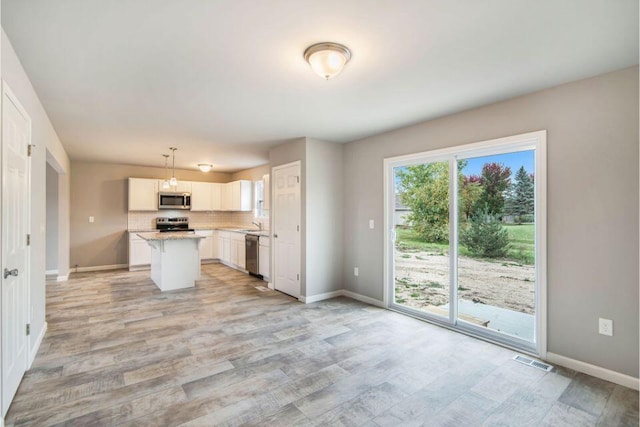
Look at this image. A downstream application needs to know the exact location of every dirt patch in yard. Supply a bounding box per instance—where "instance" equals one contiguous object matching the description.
[394,249,535,315]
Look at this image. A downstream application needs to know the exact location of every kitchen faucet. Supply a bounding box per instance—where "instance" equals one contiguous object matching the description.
[252,221,262,231]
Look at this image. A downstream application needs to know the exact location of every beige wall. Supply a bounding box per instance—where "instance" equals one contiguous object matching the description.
[70,161,232,268]
[231,164,270,182]
[46,163,58,271]
[2,30,71,353]
[342,67,639,377]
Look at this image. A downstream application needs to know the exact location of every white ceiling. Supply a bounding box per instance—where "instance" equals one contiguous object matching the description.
[2,1,638,172]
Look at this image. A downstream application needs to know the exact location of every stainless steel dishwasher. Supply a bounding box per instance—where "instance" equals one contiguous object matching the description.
[245,234,260,276]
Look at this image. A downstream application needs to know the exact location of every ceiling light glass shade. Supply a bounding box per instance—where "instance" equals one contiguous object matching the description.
[162,180,170,189]
[169,176,178,186]
[304,42,351,80]
[198,164,213,173]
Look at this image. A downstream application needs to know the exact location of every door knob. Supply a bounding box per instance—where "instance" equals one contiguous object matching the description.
[4,268,18,279]
[274,234,278,238]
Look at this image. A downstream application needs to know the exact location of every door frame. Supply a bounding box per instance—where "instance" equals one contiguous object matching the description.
[383,130,547,358]
[270,160,301,299]
[1,80,33,415]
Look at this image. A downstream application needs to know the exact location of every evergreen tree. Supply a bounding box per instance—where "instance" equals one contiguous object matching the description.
[510,166,534,223]
[459,207,510,258]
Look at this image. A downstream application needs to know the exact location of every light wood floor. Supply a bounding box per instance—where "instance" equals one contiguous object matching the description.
[5,263,638,426]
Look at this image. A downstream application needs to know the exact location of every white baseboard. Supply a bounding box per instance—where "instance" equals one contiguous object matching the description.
[267,282,274,290]
[56,274,69,282]
[28,322,47,369]
[76,264,128,273]
[545,352,639,391]
[299,290,343,304]
[297,289,385,307]
[45,269,58,275]
[341,290,385,307]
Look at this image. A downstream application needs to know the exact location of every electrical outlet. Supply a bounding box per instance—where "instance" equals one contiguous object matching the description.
[369,219,374,229]
[354,267,359,277]
[89,216,95,223]
[599,318,613,336]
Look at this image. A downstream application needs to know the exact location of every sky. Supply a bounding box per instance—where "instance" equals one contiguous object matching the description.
[460,150,534,177]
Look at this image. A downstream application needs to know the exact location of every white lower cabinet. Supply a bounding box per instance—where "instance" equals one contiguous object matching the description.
[259,236,270,280]
[217,231,246,269]
[129,232,154,269]
[195,230,217,261]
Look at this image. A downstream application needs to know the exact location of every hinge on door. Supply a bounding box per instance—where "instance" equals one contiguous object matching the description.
[27,144,35,157]
[296,176,300,183]
[297,225,299,232]
[297,274,300,281]
[27,234,31,246]
[26,324,30,336]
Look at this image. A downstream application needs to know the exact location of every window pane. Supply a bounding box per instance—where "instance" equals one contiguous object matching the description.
[456,150,535,342]
[393,162,450,320]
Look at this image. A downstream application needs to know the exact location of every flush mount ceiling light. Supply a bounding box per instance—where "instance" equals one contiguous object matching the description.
[304,42,351,80]
[198,164,213,173]
[169,147,178,187]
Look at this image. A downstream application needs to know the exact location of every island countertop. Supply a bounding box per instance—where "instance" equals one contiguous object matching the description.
[136,232,206,241]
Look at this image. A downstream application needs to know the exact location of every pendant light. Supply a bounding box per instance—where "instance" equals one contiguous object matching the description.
[304,42,351,80]
[161,154,170,189]
[169,147,178,187]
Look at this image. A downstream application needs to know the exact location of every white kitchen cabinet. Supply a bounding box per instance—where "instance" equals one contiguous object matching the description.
[211,183,223,211]
[191,182,214,211]
[227,180,252,211]
[231,233,246,269]
[195,230,217,260]
[128,178,158,211]
[129,232,154,269]
[221,183,232,211]
[259,236,270,280]
[216,231,246,269]
[262,174,270,210]
[173,181,192,193]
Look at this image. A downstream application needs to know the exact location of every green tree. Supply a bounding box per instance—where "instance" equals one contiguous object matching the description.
[474,162,511,216]
[459,174,482,221]
[459,207,510,258]
[509,166,534,223]
[397,162,449,242]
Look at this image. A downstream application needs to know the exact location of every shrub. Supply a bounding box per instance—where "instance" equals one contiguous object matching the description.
[460,209,510,258]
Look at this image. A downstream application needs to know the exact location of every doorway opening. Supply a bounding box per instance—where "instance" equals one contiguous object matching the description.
[384,131,546,356]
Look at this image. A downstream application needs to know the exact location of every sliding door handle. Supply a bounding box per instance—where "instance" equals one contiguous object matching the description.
[4,268,18,279]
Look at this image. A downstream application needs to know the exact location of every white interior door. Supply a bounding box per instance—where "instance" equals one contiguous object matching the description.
[273,162,301,298]
[2,83,31,415]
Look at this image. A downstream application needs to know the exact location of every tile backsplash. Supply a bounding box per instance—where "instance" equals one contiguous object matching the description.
[128,210,267,231]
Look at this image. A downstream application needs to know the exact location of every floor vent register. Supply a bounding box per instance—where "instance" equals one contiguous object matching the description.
[512,355,554,372]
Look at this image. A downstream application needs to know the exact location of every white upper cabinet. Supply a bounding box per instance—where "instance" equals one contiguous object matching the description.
[191,182,214,211]
[212,183,223,211]
[221,183,232,211]
[229,180,252,211]
[128,178,158,211]
[172,181,192,193]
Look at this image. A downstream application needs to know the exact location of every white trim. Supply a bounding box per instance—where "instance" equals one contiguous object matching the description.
[546,352,639,391]
[341,290,385,308]
[75,264,128,273]
[45,269,58,275]
[271,160,302,299]
[267,282,274,290]
[299,290,343,304]
[296,289,385,307]
[28,322,46,369]
[56,275,69,282]
[383,130,547,356]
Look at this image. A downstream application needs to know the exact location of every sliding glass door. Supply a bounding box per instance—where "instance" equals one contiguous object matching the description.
[386,131,546,355]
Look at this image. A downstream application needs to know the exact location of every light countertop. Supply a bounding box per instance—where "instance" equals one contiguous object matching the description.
[129,227,270,237]
[136,232,206,241]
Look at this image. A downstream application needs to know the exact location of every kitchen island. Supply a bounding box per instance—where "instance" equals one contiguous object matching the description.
[137,232,205,291]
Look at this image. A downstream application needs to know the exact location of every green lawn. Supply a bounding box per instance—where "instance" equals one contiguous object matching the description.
[396,223,535,265]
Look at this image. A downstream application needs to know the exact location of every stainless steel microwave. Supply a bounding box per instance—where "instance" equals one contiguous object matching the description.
[158,192,191,210]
